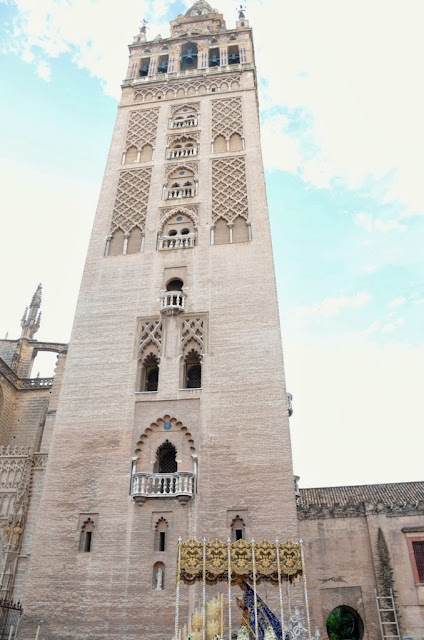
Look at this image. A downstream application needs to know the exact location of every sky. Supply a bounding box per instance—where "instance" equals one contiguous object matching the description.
[0,0,423,488]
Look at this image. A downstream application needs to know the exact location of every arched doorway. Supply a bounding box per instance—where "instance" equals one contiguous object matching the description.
[326,606,363,640]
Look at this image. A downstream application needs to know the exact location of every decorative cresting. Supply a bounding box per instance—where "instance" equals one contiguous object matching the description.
[178,539,303,585]
[110,168,152,234]
[212,97,243,141]
[125,108,159,152]
[133,75,241,102]
[212,157,248,223]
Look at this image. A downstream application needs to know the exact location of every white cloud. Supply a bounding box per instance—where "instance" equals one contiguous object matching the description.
[289,292,370,324]
[285,334,424,486]
[36,60,51,81]
[4,0,424,212]
[388,297,406,308]
[354,212,407,233]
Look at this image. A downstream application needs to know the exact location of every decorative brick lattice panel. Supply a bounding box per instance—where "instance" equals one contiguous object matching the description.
[111,168,152,233]
[212,157,248,223]
[133,75,241,102]
[212,97,243,140]
[181,318,205,354]
[139,319,163,358]
[126,108,159,151]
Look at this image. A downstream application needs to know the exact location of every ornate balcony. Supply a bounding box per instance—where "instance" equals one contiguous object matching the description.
[160,290,186,316]
[132,471,195,505]
[159,233,195,250]
[166,186,194,199]
[167,147,197,159]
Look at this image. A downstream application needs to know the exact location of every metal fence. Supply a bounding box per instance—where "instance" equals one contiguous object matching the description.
[0,599,22,639]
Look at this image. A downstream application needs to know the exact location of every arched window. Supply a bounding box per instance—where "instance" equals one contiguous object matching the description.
[125,146,138,163]
[167,278,184,292]
[184,349,202,389]
[170,106,198,129]
[229,133,243,152]
[231,516,246,541]
[152,562,165,590]
[180,42,198,70]
[79,518,95,552]
[160,213,196,250]
[326,606,363,640]
[139,144,153,162]
[168,136,198,158]
[166,168,196,199]
[155,518,168,552]
[155,441,177,473]
[140,353,159,392]
[213,218,230,245]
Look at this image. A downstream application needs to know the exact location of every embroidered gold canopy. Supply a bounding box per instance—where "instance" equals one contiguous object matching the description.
[178,539,303,585]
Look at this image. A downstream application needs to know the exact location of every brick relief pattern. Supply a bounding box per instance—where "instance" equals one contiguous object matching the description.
[139,319,163,358]
[110,168,152,233]
[181,318,205,355]
[212,157,248,223]
[126,108,159,150]
[133,75,241,102]
[211,97,243,140]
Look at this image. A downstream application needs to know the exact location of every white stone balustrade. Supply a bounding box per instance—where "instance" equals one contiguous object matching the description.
[160,233,195,250]
[170,118,197,129]
[168,148,197,158]
[132,471,195,505]
[166,187,194,199]
[160,290,186,315]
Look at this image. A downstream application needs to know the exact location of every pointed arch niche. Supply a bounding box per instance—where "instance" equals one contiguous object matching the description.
[158,206,198,251]
[131,415,197,505]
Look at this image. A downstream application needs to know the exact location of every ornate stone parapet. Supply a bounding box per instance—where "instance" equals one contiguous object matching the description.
[132,471,195,505]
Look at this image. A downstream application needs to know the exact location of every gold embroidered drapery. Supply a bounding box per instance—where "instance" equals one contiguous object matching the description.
[178,539,302,585]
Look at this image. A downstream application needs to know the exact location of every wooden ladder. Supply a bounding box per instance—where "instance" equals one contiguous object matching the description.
[375,589,401,640]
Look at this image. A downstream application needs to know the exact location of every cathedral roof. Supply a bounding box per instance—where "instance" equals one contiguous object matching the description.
[185,1,217,17]
[299,480,424,507]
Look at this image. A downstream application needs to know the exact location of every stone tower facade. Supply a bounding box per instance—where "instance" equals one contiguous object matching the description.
[18,2,298,639]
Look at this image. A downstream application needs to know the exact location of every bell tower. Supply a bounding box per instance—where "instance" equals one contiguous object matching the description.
[18,3,299,638]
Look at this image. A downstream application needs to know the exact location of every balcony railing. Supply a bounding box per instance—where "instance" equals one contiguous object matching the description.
[170,118,198,129]
[160,290,186,315]
[166,187,194,199]
[132,471,195,505]
[159,233,195,250]
[167,148,197,159]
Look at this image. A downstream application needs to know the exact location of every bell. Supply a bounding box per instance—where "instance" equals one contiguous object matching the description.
[139,64,149,76]
[158,61,168,73]
[209,54,219,66]
[182,49,198,66]
[228,53,240,64]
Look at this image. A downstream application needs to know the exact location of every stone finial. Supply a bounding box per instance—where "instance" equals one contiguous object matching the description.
[20,284,42,340]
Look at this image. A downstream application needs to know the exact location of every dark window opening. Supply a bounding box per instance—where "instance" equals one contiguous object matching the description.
[167,278,184,291]
[228,45,240,65]
[84,531,92,552]
[181,43,198,70]
[413,541,424,582]
[186,363,201,388]
[155,440,177,473]
[158,55,169,73]
[235,529,243,541]
[141,353,160,392]
[79,518,95,552]
[209,47,220,67]
[139,57,150,76]
[159,531,166,551]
